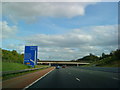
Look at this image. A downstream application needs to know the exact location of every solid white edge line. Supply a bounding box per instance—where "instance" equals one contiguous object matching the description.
[22,67,55,89]
[76,78,80,81]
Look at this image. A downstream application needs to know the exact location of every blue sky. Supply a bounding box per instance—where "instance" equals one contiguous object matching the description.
[1,2,118,60]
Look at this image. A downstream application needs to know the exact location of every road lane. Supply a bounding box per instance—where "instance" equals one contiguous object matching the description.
[67,67,119,88]
[2,67,55,88]
[27,66,119,88]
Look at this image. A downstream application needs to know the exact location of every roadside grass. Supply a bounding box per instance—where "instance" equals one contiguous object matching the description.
[2,62,49,71]
[2,62,49,80]
[0,61,2,72]
[2,62,31,71]
[81,60,120,67]
[34,65,49,68]
[98,60,120,67]
[2,67,49,81]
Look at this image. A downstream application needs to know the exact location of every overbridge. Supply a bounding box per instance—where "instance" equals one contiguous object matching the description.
[37,61,90,66]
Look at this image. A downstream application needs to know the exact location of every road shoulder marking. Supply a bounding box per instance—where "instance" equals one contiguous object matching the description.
[23,67,55,89]
[76,77,80,81]
[112,77,119,80]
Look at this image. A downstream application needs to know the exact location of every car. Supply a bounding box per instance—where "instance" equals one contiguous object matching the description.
[62,65,66,68]
[56,66,60,69]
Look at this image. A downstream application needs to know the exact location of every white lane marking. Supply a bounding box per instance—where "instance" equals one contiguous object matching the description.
[23,67,55,89]
[113,77,119,80]
[76,78,80,81]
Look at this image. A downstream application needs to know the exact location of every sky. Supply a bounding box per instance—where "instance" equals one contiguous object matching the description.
[1,0,119,61]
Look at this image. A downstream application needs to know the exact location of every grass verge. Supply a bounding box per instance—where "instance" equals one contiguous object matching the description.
[2,62,49,81]
[2,62,49,71]
[2,67,49,81]
[3,62,32,71]
[81,60,120,67]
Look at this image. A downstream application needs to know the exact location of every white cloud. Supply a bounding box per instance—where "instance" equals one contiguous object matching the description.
[21,24,118,60]
[6,44,25,54]
[3,24,117,60]
[2,1,118,61]
[1,21,18,39]
[24,25,118,47]
[2,2,96,23]
[2,0,119,2]
[24,33,93,48]
[89,25,118,46]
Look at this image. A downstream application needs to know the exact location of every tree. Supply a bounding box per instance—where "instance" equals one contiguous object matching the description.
[2,49,24,63]
[114,49,120,60]
[102,53,105,57]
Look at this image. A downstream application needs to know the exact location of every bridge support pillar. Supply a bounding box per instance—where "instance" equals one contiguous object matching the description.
[77,64,79,67]
[49,63,51,66]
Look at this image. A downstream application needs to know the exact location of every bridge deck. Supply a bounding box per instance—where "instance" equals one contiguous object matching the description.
[37,61,90,65]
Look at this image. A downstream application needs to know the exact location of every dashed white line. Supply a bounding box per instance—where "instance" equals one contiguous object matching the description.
[76,78,80,81]
[113,77,119,80]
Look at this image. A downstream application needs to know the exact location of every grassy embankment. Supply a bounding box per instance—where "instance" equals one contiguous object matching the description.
[2,62,49,80]
[1,48,50,80]
[0,61,1,72]
[2,62,49,71]
[77,49,120,67]
[82,60,120,67]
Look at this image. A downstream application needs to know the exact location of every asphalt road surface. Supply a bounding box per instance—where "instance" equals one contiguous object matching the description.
[27,66,120,88]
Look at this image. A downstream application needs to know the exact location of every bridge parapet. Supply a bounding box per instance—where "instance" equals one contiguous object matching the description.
[37,61,90,65]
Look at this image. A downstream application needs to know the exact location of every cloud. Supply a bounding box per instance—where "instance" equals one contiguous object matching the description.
[24,25,118,47]
[6,43,25,54]
[82,25,118,46]
[2,2,96,23]
[1,21,18,39]
[23,33,93,48]
[3,24,117,60]
[21,24,118,60]
[2,0,119,2]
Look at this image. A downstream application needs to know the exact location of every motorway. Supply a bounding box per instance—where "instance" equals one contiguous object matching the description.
[27,66,120,88]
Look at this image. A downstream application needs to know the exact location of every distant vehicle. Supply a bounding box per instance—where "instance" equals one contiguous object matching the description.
[62,65,66,68]
[56,66,60,69]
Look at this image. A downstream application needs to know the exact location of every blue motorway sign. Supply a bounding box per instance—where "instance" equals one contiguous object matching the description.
[24,46,38,67]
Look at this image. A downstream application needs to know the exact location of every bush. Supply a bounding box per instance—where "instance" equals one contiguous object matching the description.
[2,49,24,64]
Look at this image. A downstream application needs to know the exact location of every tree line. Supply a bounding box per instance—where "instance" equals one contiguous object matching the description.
[75,49,120,66]
[2,48,24,63]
